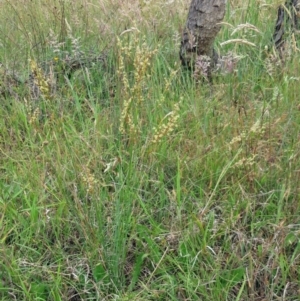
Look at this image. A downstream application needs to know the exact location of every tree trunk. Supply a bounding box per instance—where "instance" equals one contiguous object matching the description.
[180,0,226,70]
[273,0,300,51]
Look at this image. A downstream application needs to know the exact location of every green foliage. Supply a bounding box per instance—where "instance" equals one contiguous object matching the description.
[1,0,300,300]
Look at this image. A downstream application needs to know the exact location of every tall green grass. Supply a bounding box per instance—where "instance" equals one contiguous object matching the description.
[1,0,300,300]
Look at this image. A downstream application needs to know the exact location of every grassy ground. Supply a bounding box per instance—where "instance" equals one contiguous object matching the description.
[1,0,300,300]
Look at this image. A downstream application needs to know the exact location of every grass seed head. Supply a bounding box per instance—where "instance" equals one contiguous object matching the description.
[117,34,157,141]
[81,167,98,195]
[29,107,40,125]
[29,59,51,100]
[150,102,180,146]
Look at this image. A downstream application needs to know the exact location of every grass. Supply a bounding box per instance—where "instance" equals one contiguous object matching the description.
[1,0,300,300]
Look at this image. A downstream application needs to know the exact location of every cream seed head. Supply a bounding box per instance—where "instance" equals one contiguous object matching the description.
[30,59,51,100]
[150,103,180,146]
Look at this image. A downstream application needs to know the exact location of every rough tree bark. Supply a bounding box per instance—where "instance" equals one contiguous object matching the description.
[180,0,226,70]
[273,0,300,50]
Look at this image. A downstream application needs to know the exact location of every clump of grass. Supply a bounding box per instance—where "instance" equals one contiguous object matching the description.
[1,1,300,301]
[117,32,157,142]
